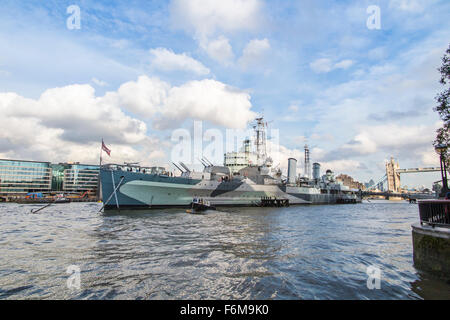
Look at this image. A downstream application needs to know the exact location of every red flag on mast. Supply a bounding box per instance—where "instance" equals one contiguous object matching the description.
[102,140,111,156]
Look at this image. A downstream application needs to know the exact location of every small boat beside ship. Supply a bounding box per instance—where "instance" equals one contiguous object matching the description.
[186,198,216,214]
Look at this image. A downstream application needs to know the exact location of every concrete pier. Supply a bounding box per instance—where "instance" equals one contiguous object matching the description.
[412,199,450,278]
[412,223,450,277]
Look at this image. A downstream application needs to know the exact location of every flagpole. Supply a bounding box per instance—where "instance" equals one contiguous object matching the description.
[98,139,103,202]
[98,139,111,203]
[100,139,103,167]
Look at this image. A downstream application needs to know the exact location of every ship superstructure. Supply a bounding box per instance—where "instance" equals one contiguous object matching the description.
[100,118,361,210]
[224,139,256,174]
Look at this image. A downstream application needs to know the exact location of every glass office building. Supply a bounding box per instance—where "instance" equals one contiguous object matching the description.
[0,159,99,196]
[51,164,65,192]
[0,159,52,195]
[61,163,99,193]
[51,163,99,194]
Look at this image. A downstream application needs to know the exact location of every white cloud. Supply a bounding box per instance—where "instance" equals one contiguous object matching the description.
[117,75,169,118]
[320,160,363,173]
[310,58,354,73]
[288,105,299,112]
[169,0,265,68]
[368,47,388,60]
[0,70,11,77]
[116,76,257,129]
[238,38,271,69]
[91,77,108,87]
[109,39,131,50]
[4,85,148,146]
[311,147,326,160]
[149,48,210,75]
[389,0,431,12]
[155,79,257,130]
[0,86,163,164]
[420,147,441,166]
[334,59,353,69]
[310,58,333,73]
[201,36,234,65]
[328,123,438,163]
[354,124,435,152]
[0,74,258,164]
[292,135,307,145]
[169,0,263,39]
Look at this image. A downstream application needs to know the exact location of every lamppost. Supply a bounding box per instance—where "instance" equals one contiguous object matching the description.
[435,143,449,198]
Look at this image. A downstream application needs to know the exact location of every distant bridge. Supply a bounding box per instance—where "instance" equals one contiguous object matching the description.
[367,158,443,193]
[361,190,435,201]
[396,167,441,174]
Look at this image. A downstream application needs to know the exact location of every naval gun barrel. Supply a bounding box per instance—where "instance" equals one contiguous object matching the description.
[203,157,214,166]
[172,162,184,173]
[199,158,209,167]
[179,162,191,172]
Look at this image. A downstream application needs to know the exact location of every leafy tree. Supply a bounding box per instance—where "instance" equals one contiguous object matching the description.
[434,44,450,168]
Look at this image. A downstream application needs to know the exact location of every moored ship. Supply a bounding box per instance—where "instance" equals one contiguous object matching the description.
[100,118,361,210]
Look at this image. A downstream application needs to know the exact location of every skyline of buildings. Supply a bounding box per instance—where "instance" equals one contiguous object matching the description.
[0,159,99,196]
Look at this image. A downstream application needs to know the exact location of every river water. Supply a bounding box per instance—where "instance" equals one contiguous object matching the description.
[0,201,449,300]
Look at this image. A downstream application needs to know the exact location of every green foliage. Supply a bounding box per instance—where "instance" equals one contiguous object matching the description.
[434,45,450,168]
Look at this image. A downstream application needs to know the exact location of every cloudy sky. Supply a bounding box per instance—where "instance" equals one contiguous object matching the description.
[1,0,449,188]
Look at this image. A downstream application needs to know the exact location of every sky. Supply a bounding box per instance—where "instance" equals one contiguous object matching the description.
[0,0,449,188]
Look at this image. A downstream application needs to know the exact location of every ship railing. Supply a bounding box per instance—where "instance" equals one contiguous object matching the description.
[418,199,450,228]
[101,163,168,175]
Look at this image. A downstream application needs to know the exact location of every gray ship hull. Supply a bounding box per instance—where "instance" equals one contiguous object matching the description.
[100,169,361,210]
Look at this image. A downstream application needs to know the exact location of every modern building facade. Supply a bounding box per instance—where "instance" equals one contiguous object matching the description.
[0,159,99,196]
[0,159,52,195]
[53,163,99,194]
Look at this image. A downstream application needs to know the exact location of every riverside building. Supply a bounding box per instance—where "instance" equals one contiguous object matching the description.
[0,159,52,195]
[0,159,99,197]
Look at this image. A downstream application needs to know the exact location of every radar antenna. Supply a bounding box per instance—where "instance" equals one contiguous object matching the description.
[304,144,311,179]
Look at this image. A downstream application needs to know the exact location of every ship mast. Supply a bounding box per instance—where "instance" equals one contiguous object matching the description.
[304,144,311,179]
[254,117,267,166]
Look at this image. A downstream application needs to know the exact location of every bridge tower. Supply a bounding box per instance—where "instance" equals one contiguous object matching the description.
[386,157,401,193]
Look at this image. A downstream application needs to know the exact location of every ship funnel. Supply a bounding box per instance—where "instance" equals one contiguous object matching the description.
[313,163,321,181]
[287,158,297,184]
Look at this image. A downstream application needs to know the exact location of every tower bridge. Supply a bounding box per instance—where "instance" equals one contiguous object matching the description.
[367,157,441,193]
[396,167,441,174]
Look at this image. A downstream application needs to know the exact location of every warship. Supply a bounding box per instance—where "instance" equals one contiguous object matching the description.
[100,118,361,210]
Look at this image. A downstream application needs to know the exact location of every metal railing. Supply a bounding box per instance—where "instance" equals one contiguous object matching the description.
[418,200,450,228]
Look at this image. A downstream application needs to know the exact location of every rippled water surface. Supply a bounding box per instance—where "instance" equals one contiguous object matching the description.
[0,201,449,300]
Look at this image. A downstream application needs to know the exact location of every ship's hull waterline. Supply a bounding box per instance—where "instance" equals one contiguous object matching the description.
[100,169,361,210]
